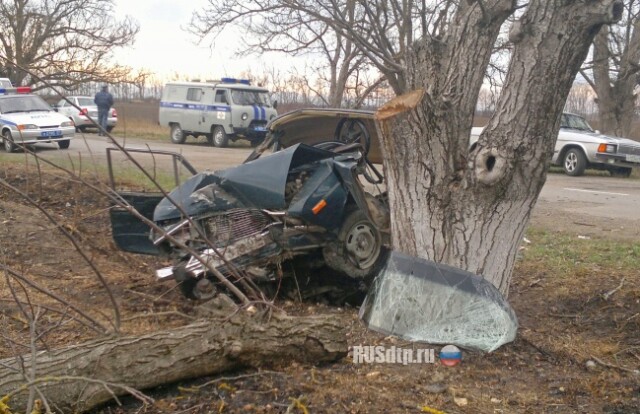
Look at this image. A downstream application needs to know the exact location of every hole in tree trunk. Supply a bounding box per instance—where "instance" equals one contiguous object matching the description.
[486,156,496,172]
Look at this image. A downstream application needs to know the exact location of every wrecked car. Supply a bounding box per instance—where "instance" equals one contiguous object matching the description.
[109,109,389,299]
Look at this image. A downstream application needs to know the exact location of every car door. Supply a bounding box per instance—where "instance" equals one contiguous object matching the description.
[184,87,204,133]
[107,148,198,255]
[205,88,230,132]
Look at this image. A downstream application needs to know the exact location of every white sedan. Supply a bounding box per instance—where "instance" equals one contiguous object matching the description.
[471,112,640,177]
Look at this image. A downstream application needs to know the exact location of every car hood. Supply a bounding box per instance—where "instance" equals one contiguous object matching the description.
[153,143,337,221]
[249,108,384,164]
[0,111,69,126]
[559,128,640,146]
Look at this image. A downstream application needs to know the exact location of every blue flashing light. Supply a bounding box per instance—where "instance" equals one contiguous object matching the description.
[220,77,251,85]
[0,86,31,95]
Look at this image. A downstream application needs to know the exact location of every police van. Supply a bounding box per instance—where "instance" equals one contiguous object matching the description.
[0,86,75,152]
[159,78,278,147]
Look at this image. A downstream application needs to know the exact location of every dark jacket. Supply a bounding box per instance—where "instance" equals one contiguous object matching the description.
[94,91,114,110]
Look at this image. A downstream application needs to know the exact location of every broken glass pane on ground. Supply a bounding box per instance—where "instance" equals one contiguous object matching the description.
[359,251,518,352]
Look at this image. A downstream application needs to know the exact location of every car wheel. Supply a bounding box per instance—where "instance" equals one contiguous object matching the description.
[178,278,217,301]
[106,126,114,133]
[212,126,228,148]
[58,139,71,149]
[608,167,632,178]
[323,209,387,280]
[170,124,186,144]
[2,130,17,153]
[563,148,587,176]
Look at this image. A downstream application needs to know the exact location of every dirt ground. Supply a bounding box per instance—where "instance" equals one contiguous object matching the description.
[1,166,639,414]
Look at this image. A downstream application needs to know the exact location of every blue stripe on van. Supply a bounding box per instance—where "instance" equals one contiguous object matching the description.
[159,102,231,112]
[260,106,266,120]
[252,105,259,120]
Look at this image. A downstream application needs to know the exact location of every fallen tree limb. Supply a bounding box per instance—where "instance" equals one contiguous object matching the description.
[0,302,347,413]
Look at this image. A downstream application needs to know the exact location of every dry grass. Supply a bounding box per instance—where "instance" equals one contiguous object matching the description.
[112,100,165,140]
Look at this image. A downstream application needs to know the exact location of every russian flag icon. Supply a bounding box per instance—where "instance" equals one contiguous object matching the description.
[439,345,462,367]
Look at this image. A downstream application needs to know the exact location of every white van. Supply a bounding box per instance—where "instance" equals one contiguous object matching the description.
[159,78,278,147]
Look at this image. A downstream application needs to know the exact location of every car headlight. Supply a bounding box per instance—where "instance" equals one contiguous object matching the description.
[61,121,74,127]
[597,143,617,154]
[241,113,248,121]
[17,124,38,131]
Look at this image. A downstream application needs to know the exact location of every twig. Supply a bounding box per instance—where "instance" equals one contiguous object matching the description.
[549,313,580,319]
[2,375,154,407]
[122,311,196,322]
[124,289,176,304]
[287,395,309,414]
[603,277,625,301]
[183,370,288,392]
[0,178,121,332]
[3,266,107,333]
[591,355,640,374]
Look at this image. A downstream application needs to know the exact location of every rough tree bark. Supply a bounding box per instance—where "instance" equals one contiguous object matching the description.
[376,0,623,295]
[0,302,346,413]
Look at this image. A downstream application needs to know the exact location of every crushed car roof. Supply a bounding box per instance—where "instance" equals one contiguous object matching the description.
[251,108,384,165]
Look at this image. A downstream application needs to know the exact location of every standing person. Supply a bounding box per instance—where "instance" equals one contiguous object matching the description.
[94,85,114,136]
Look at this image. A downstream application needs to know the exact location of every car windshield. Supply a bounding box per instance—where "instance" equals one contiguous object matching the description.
[77,97,94,106]
[0,80,12,88]
[230,89,271,107]
[0,95,52,113]
[561,114,594,132]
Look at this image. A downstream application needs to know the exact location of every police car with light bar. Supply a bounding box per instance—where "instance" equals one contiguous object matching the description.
[159,78,277,147]
[0,86,75,152]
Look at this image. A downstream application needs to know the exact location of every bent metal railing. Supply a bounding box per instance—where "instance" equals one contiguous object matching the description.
[106,147,198,191]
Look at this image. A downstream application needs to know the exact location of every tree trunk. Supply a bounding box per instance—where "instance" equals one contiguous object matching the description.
[0,304,346,413]
[376,0,623,295]
[593,21,640,137]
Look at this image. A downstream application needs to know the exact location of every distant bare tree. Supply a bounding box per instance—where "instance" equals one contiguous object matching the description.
[580,0,640,136]
[190,0,381,107]
[0,0,139,91]
[565,83,598,116]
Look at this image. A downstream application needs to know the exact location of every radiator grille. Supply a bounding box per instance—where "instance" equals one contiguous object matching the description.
[203,209,271,246]
[618,143,640,156]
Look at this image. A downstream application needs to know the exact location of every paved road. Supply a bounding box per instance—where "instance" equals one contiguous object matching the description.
[538,174,640,221]
[30,133,640,225]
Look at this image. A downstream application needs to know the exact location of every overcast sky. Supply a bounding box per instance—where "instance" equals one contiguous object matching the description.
[112,0,304,81]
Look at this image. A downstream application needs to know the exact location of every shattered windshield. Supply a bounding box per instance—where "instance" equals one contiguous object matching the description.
[561,114,594,132]
[231,89,272,107]
[0,95,52,113]
[359,251,518,352]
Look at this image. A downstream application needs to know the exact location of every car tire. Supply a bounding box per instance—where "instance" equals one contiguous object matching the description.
[608,167,632,178]
[58,139,71,149]
[170,124,186,144]
[2,130,17,153]
[323,209,387,280]
[563,148,587,176]
[106,126,114,133]
[212,126,228,148]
